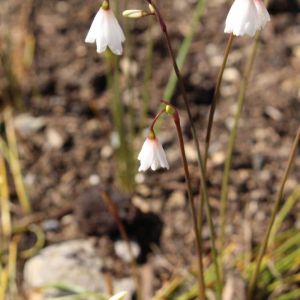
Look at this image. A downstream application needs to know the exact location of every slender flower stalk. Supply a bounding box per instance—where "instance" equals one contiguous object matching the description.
[163,102,206,300]
[4,108,31,213]
[145,1,222,295]
[219,0,271,275]
[247,128,300,300]
[0,153,11,238]
[219,34,260,249]
[204,33,234,167]
[200,35,234,284]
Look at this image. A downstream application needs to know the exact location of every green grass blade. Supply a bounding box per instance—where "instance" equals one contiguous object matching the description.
[270,187,300,245]
[163,0,206,102]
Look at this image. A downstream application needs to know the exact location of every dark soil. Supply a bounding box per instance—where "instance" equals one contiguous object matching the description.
[0,0,299,298]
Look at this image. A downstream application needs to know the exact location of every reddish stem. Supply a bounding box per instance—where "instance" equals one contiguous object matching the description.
[149,109,165,132]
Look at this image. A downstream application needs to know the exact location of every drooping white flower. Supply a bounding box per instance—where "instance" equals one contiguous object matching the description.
[224,0,270,37]
[138,136,169,172]
[253,0,271,27]
[85,2,125,55]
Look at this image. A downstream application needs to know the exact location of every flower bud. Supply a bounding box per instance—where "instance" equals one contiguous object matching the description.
[101,0,109,10]
[148,4,155,13]
[165,105,175,115]
[122,9,149,18]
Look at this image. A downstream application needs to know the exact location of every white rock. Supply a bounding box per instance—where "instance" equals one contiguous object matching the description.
[46,128,64,149]
[134,173,145,184]
[101,145,113,158]
[23,240,104,297]
[120,58,138,77]
[167,191,186,209]
[223,68,240,82]
[184,142,198,162]
[88,174,101,186]
[114,240,140,263]
[211,151,225,165]
[264,106,282,121]
[14,114,46,137]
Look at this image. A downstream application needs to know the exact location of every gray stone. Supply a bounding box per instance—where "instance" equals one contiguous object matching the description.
[46,128,64,149]
[114,240,140,263]
[41,219,60,232]
[23,239,105,297]
[14,114,46,137]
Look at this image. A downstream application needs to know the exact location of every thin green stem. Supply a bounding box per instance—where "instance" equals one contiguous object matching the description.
[219,34,260,248]
[269,186,300,245]
[247,127,300,300]
[173,111,206,300]
[146,1,222,295]
[200,33,233,284]
[4,108,31,213]
[123,0,136,144]
[204,33,234,167]
[0,154,11,238]
[146,0,222,299]
[106,52,135,193]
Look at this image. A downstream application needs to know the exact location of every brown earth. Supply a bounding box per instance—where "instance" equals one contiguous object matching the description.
[0,0,300,298]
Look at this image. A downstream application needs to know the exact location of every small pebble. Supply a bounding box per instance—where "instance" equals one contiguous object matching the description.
[167,191,186,209]
[46,128,64,149]
[223,68,240,82]
[101,145,113,159]
[41,219,60,232]
[88,174,101,186]
[14,114,46,137]
[114,240,140,263]
[264,106,282,121]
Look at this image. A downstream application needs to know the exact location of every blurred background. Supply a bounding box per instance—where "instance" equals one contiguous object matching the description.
[0,0,299,299]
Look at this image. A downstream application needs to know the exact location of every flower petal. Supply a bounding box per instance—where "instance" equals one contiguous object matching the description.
[106,10,126,55]
[85,9,104,44]
[224,0,269,37]
[85,8,125,55]
[156,141,169,170]
[138,139,154,172]
[138,138,169,172]
[254,0,271,29]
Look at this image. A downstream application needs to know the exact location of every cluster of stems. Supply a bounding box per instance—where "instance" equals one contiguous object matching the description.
[123,1,298,299]
[150,102,206,299]
[145,2,222,299]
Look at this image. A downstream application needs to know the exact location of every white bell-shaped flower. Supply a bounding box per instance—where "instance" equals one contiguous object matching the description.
[85,3,125,55]
[138,136,169,172]
[224,0,270,37]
